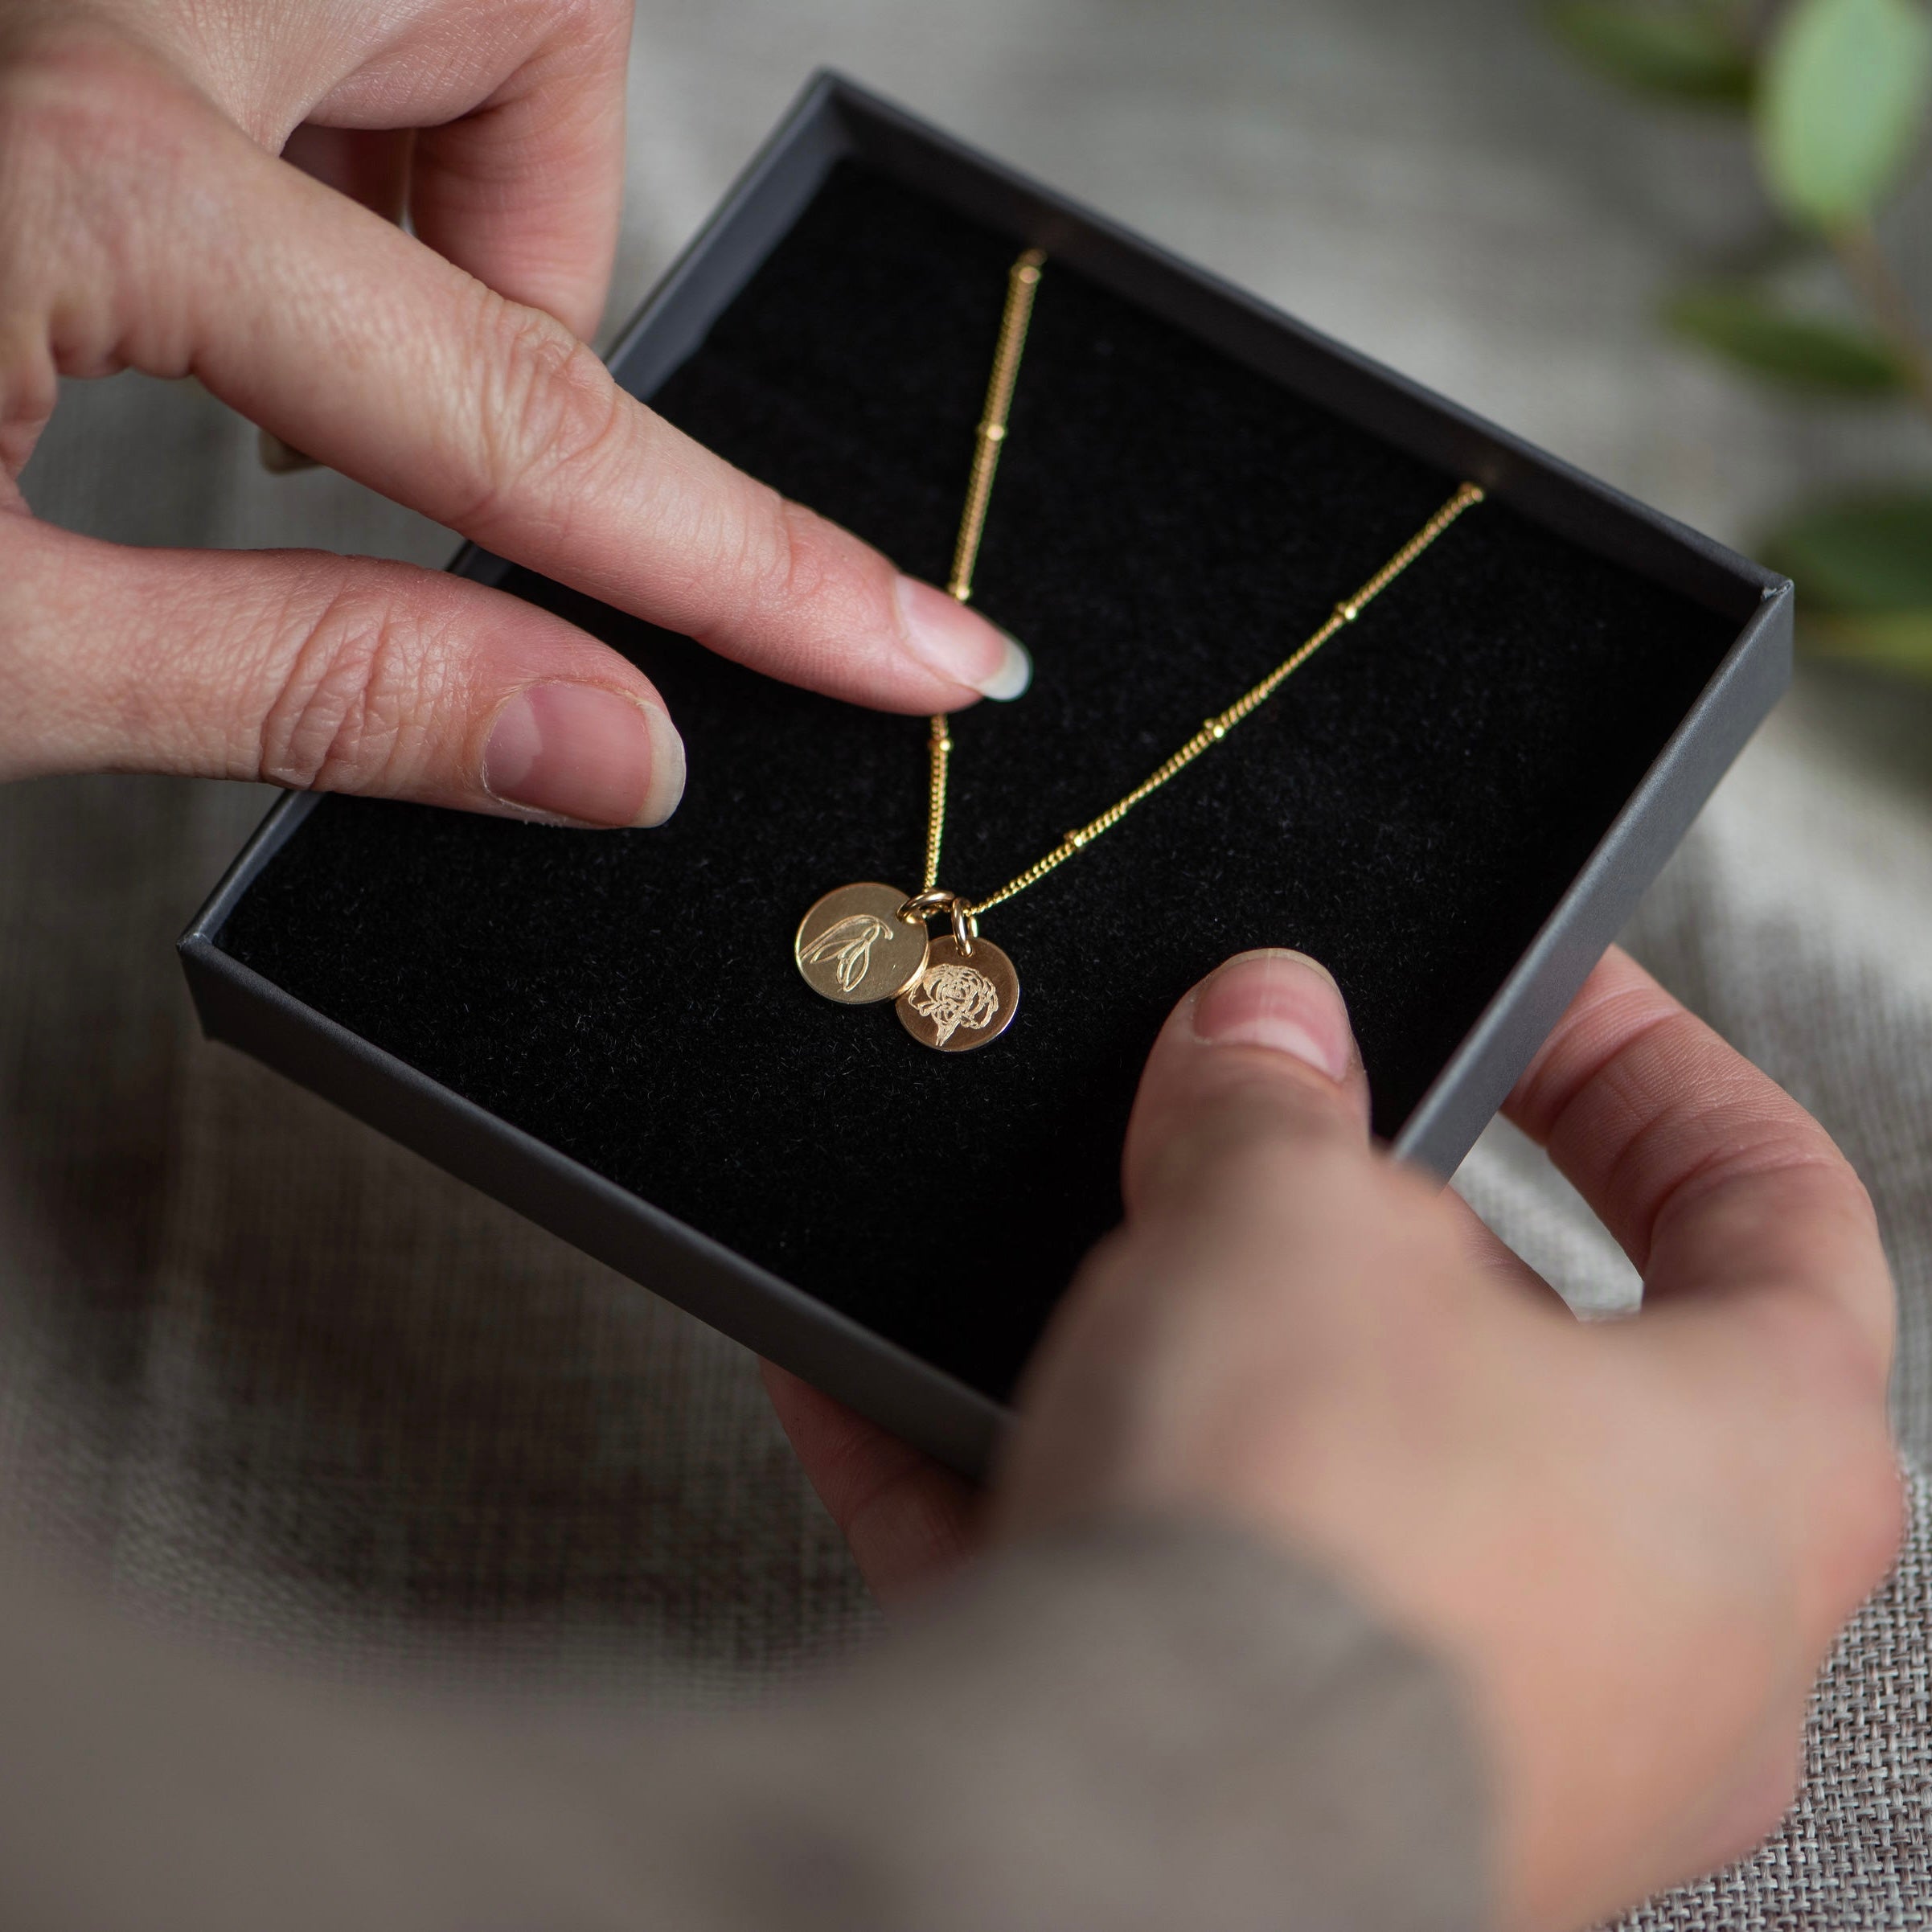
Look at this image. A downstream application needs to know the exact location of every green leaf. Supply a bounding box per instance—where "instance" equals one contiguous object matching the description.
[1763,491,1932,608]
[1758,0,1932,226]
[1801,608,1932,675]
[1544,2,1756,102]
[1663,282,1906,389]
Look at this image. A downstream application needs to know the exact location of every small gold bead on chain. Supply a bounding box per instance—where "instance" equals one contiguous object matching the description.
[915,248,1487,926]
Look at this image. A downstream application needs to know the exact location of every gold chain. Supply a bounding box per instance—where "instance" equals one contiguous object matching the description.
[965,479,1484,916]
[925,247,1485,921]
[925,246,1045,890]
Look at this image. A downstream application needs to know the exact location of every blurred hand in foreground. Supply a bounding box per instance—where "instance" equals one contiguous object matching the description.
[768,945,1902,1932]
[0,0,1024,822]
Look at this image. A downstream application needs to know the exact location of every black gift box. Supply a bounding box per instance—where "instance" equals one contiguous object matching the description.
[179,74,1790,1476]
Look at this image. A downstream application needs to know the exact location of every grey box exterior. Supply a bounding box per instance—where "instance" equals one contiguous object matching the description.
[178,72,1793,1479]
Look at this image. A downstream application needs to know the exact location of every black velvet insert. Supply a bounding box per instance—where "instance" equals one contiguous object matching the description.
[216,162,1736,1401]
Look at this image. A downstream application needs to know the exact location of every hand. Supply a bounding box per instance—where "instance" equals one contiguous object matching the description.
[0,0,1024,821]
[766,945,1902,1931]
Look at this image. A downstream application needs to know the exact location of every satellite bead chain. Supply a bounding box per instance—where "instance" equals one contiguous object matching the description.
[924,246,1046,892]
[959,478,1486,918]
[794,241,1488,1056]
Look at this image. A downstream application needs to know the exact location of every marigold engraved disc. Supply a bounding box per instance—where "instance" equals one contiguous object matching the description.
[896,935,1019,1052]
[795,883,929,1005]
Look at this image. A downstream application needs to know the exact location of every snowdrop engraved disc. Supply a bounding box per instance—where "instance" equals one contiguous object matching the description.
[795,884,929,1006]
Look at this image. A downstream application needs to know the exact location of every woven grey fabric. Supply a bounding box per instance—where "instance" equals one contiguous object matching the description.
[0,769,882,1698]
[1605,1472,1932,1932]
[6,0,1932,1919]
[0,1520,1485,1932]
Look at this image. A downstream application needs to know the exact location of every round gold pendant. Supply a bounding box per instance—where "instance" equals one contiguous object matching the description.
[896,935,1019,1052]
[795,883,929,1005]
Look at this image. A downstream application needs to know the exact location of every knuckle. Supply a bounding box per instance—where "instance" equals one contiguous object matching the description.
[0,23,221,381]
[0,25,199,213]
[461,293,626,538]
[1147,1114,1296,1222]
[634,464,861,642]
[1778,1150,1880,1239]
[842,1456,966,1584]
[256,575,442,793]
[741,493,841,617]
[1164,1084,1363,1208]
[1201,1124,1333,1208]
[1151,1123,1391,1286]
[1665,1138,1876,1255]
[0,43,88,277]
[552,0,635,56]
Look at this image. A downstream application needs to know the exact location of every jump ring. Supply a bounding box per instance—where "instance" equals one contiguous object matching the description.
[898,888,958,925]
[950,904,979,954]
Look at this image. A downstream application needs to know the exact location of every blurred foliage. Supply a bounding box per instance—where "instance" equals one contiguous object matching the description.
[1544,0,1932,678]
[1758,0,1931,224]
[1547,2,1757,99]
[1764,492,1932,665]
[1663,281,1905,388]
[1764,491,1932,603]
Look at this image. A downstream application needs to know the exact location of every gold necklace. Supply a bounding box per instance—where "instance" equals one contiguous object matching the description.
[794,248,1485,1053]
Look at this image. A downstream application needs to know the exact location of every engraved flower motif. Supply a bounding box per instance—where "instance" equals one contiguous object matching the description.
[911,962,1001,1047]
[800,913,894,994]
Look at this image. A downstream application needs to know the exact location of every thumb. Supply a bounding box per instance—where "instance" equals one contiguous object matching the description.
[993,950,1376,1538]
[1,519,684,826]
[1121,949,1371,1221]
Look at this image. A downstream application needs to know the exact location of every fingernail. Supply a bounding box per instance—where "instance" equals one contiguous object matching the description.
[895,576,1032,701]
[1191,950,1353,1082]
[483,683,685,828]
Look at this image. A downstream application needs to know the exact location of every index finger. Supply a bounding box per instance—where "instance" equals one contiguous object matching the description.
[1504,947,1892,1372]
[17,43,1024,715]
